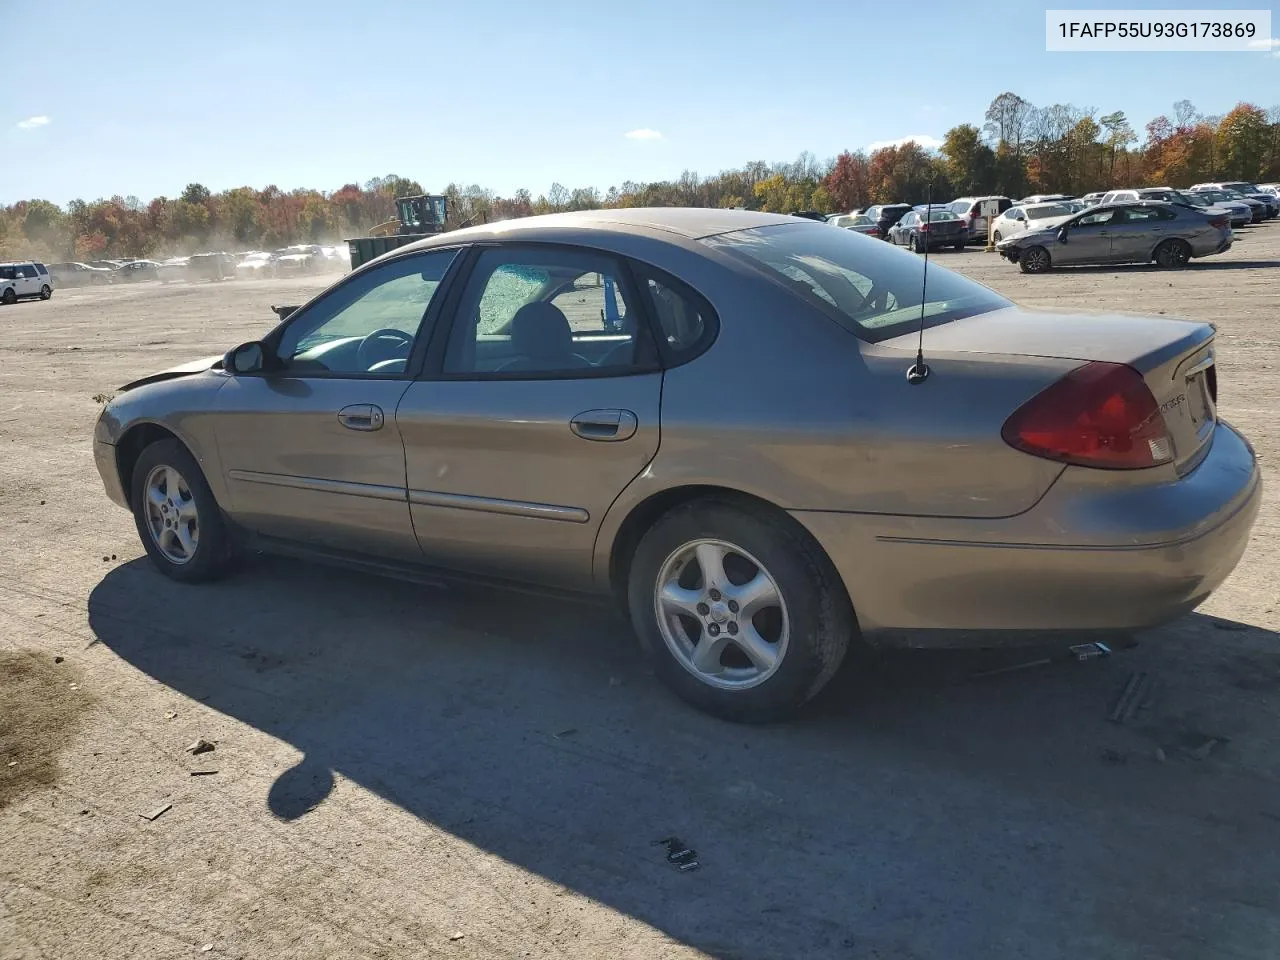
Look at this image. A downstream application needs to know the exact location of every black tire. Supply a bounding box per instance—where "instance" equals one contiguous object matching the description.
[130,439,237,583]
[993,230,1003,242]
[1019,245,1052,273]
[1153,238,1191,268]
[39,285,52,300]
[626,497,855,723]
[907,234,917,252]
[952,241,965,251]
[1,287,15,305]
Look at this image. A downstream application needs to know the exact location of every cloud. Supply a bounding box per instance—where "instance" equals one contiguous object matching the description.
[1246,36,1280,56]
[624,128,664,141]
[16,116,50,129]
[866,134,942,151]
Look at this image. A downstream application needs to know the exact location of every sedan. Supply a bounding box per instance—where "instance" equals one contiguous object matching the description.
[843,213,881,237]
[887,209,968,251]
[93,209,1260,722]
[989,202,1077,241]
[1191,188,1267,223]
[997,201,1232,272]
[116,260,164,282]
[48,261,114,286]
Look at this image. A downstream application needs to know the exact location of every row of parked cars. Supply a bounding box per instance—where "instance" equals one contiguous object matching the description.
[0,245,349,302]
[820,180,1278,272]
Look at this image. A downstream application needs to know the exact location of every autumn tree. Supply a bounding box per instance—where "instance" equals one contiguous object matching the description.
[940,125,995,196]
[823,151,870,211]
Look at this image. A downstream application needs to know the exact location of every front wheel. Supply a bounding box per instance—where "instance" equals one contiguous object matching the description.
[39,284,52,300]
[993,230,1003,242]
[1019,245,1052,273]
[1153,238,1191,268]
[1,287,15,305]
[130,439,237,583]
[627,498,854,723]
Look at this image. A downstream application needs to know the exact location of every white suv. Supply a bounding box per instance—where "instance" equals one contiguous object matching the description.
[0,261,53,304]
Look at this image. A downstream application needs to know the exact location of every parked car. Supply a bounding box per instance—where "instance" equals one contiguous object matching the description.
[862,203,913,240]
[1018,193,1075,204]
[1190,182,1278,218]
[997,200,1232,273]
[235,252,278,279]
[844,214,881,237]
[0,260,53,303]
[157,257,191,283]
[188,252,237,281]
[1079,191,1106,206]
[825,213,861,229]
[989,202,1077,241]
[48,261,114,286]
[888,209,968,251]
[1257,183,1278,197]
[948,196,1014,242]
[1103,188,1247,227]
[1189,187,1267,223]
[273,245,323,275]
[116,260,163,283]
[92,208,1260,722]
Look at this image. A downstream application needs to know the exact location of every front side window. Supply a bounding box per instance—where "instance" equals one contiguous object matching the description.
[19,265,37,278]
[443,246,647,377]
[274,248,457,376]
[1075,209,1117,227]
[705,222,1010,344]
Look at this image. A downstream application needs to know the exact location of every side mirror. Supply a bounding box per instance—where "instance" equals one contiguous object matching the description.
[223,341,266,374]
[1056,227,1069,244]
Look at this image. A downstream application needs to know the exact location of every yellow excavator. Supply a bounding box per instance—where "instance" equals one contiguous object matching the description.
[346,194,449,269]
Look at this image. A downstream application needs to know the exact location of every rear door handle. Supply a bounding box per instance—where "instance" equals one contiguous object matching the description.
[570,409,637,442]
[337,404,384,431]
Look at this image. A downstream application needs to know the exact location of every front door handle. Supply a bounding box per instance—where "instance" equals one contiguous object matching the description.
[570,409,637,442]
[337,404,384,431]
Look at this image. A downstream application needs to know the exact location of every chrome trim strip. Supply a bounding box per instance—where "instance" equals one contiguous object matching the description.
[227,470,406,503]
[407,488,589,523]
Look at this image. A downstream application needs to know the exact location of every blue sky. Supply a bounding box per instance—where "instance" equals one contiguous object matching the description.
[4,0,1277,205]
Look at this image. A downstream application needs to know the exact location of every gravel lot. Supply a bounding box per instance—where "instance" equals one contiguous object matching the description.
[3,226,1280,960]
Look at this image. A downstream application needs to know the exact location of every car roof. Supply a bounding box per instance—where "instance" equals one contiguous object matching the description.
[399,208,797,255]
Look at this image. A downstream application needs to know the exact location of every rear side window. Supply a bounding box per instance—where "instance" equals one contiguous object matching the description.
[632,264,718,366]
[34,263,48,275]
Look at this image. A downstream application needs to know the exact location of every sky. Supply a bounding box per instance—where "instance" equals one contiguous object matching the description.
[3,0,1278,206]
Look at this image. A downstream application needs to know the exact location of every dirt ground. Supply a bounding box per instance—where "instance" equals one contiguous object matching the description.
[2,226,1280,960]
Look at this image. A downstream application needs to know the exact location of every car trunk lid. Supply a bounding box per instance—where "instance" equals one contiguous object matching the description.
[883,308,1218,471]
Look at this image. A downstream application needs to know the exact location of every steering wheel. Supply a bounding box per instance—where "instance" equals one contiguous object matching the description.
[357,328,414,371]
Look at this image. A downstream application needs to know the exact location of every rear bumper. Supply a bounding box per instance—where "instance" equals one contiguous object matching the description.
[792,421,1261,641]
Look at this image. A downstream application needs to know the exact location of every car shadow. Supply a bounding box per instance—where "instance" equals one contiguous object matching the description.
[88,556,1280,959]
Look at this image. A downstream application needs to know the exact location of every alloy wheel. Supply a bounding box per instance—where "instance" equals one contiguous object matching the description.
[143,464,200,564]
[653,538,790,691]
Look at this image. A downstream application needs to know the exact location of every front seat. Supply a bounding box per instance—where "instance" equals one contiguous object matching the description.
[496,302,593,372]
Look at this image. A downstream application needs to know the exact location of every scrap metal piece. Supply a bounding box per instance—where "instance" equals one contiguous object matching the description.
[1108,671,1152,723]
[653,836,700,871]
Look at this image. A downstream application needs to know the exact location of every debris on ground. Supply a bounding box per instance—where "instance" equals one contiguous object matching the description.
[1155,748,1168,763]
[1108,672,1155,724]
[201,945,213,953]
[164,711,177,720]
[190,770,218,777]
[553,728,577,739]
[186,738,215,755]
[1069,641,1112,661]
[140,803,172,822]
[969,658,1053,679]
[1190,738,1222,761]
[448,932,465,941]
[653,836,700,871]
[53,656,63,664]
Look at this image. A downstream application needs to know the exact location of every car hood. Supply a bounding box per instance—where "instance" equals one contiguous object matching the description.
[118,354,223,392]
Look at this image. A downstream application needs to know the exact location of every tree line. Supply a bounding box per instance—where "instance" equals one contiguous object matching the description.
[3,94,1277,262]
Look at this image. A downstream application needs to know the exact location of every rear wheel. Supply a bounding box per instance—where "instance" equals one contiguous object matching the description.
[952,241,965,251]
[39,284,52,300]
[130,439,237,583]
[907,235,918,252]
[1154,238,1191,268]
[627,498,854,723]
[1019,245,1052,273]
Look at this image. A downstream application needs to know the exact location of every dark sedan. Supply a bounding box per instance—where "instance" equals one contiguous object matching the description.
[862,203,912,241]
[888,209,968,251]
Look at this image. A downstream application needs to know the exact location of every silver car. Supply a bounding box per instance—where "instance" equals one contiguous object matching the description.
[93,209,1261,721]
[997,201,1233,272]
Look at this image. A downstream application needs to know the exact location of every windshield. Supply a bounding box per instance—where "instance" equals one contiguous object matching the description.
[704,223,1009,344]
[1025,203,1073,219]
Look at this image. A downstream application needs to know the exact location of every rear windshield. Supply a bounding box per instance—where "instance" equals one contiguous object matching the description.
[922,210,958,221]
[704,223,1010,344]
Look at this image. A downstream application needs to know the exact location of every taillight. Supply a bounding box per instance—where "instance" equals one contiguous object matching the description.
[1209,215,1229,229]
[1001,361,1173,469]
[919,223,930,232]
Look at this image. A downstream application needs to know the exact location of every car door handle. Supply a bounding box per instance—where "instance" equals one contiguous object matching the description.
[337,404,384,431]
[570,409,637,442]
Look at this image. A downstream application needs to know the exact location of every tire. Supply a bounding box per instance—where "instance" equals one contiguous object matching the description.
[130,439,237,583]
[952,241,965,251]
[1,287,15,305]
[907,235,917,252]
[1019,245,1052,273]
[626,497,855,723]
[993,230,1003,242]
[1154,239,1191,268]
[39,285,52,300]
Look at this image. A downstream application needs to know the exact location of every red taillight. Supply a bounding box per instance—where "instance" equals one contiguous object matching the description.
[919,223,930,232]
[1001,362,1173,469]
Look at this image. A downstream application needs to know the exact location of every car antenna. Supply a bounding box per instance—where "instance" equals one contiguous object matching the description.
[906,181,933,385]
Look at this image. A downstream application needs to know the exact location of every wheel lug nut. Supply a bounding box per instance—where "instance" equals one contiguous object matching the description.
[696,602,709,615]
[727,600,738,613]
[727,622,738,635]
[709,589,721,601]
[708,623,720,636]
